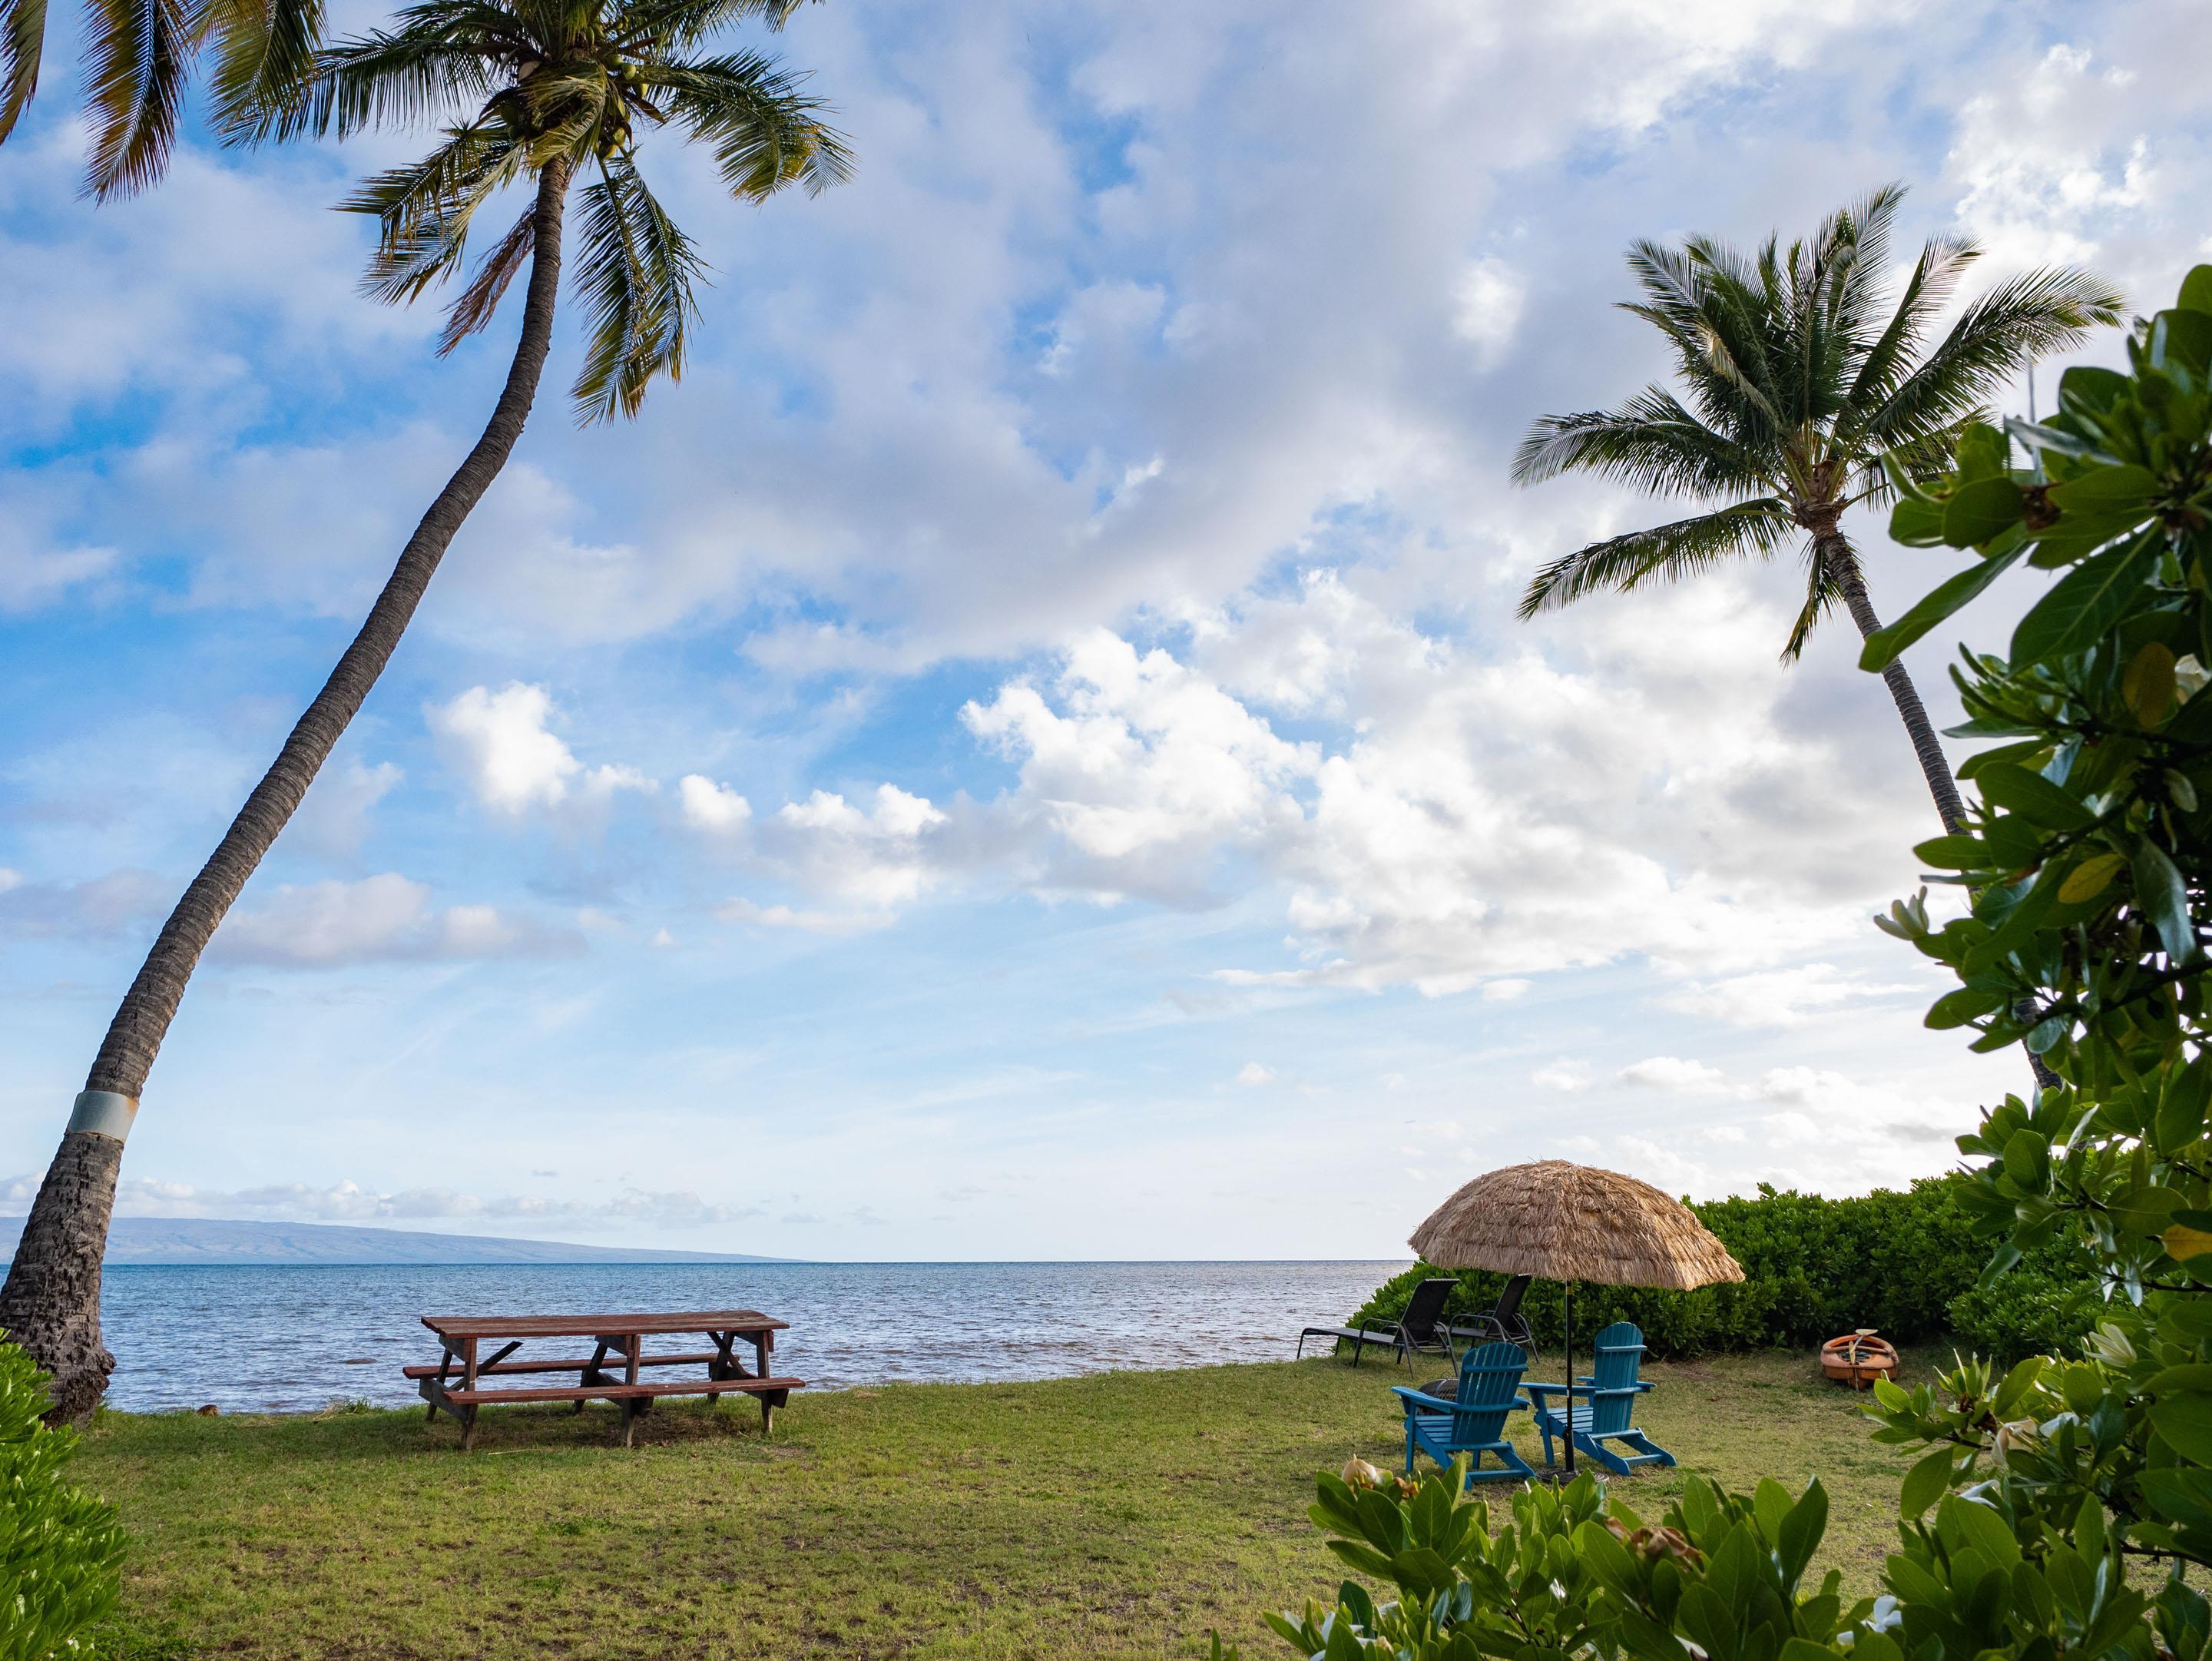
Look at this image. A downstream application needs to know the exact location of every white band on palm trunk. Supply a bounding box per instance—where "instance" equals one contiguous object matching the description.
[68,1091,138,1143]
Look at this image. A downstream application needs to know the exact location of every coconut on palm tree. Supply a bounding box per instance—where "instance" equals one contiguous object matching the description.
[0,0,850,1421]
[1513,184,2121,834]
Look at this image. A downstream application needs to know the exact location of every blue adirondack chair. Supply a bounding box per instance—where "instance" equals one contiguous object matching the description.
[1391,1339,1537,1486]
[1522,1321,1674,1476]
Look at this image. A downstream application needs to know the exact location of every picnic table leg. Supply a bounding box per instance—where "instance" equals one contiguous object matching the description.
[577,1341,608,1414]
[458,1338,481,1452]
[705,1331,740,1406]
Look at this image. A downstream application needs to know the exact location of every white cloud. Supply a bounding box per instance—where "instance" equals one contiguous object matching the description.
[757,785,949,908]
[209,874,581,967]
[1657,963,1923,1029]
[427,684,653,817]
[678,774,754,834]
[1618,1056,1733,1092]
[716,897,895,935]
[1532,1061,1592,1092]
[1452,257,1526,366]
[1235,1061,1274,1087]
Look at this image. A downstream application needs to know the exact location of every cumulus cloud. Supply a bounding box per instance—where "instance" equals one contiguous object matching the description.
[427,684,654,816]
[1618,1056,1733,1092]
[209,874,581,967]
[1235,1061,1274,1086]
[678,774,753,834]
[1532,1061,1593,1092]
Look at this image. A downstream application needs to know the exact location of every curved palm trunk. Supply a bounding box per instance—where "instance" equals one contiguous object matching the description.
[1823,532,2059,1092]
[0,159,574,1422]
[1822,535,1969,836]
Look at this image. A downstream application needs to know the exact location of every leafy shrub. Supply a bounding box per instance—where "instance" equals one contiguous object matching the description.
[1343,1174,2082,1358]
[0,1338,126,1660]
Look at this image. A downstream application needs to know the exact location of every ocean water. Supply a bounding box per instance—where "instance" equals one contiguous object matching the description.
[95,1259,1409,1413]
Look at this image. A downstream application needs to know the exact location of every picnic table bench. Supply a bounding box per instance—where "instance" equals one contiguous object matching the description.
[412,1310,804,1450]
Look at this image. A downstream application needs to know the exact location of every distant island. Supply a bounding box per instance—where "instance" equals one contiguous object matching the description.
[0,1216,796,1266]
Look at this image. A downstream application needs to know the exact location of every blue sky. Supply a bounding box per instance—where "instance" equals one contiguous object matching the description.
[4,0,2209,1259]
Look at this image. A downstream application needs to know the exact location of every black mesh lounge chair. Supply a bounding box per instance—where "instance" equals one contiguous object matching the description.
[1447,1274,1533,1350]
[1296,1318,1403,1365]
[1392,1278,1460,1368]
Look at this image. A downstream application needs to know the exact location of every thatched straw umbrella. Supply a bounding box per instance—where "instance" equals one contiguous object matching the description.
[1409,1160,1743,1477]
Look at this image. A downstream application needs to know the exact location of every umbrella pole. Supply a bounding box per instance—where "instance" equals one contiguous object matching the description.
[1562,1281,1575,1480]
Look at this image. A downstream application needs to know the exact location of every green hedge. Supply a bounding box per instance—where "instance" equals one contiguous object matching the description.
[1345,1175,2090,1362]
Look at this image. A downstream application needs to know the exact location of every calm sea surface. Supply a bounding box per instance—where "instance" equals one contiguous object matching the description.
[96,1260,1409,1413]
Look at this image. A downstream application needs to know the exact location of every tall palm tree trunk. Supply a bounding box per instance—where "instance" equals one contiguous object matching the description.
[0,158,574,1422]
[1821,534,1969,836]
[1822,531,2060,1091]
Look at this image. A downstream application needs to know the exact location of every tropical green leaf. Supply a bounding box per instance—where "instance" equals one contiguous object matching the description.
[1860,542,2025,670]
[2009,529,2163,665]
[1975,763,2094,830]
[2132,840,2200,964]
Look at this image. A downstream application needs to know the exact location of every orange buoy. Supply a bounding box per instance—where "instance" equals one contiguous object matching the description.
[1820,1329,1899,1388]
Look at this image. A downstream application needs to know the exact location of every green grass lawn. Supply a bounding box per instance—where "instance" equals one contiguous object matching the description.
[80,1347,1931,1659]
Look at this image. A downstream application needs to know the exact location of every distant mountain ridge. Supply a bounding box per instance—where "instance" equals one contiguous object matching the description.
[0,1217,793,1266]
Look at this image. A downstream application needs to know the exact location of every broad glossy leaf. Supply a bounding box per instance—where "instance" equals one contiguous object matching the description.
[1889,496,1946,548]
[2150,1392,2212,1464]
[2058,853,2126,904]
[1929,986,2010,1029]
[2048,463,2158,518]
[1862,543,2028,671]
[2132,840,2200,963]
[2058,365,2131,423]
[1943,477,2025,549]
[2182,265,2212,317]
[2126,641,2178,728]
[1976,763,2095,830]
[1900,1447,1952,1521]
[2011,530,2163,665]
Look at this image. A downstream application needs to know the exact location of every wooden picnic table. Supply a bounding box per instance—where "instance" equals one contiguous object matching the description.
[411,1309,803,1450]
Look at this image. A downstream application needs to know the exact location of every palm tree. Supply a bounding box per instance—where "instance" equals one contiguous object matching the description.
[1513,184,2121,835]
[0,0,850,1420]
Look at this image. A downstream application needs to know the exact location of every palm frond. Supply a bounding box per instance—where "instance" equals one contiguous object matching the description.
[436,202,532,351]
[81,0,193,198]
[1781,537,1850,662]
[1512,389,1772,498]
[284,20,497,141]
[568,151,706,421]
[1683,250,1790,435]
[1858,265,2125,453]
[1620,243,1774,439]
[1833,231,1976,441]
[343,117,527,303]
[0,0,48,144]
[200,0,322,142]
[1516,499,1796,619]
[647,49,850,196]
[1822,181,1906,341]
[615,0,810,55]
